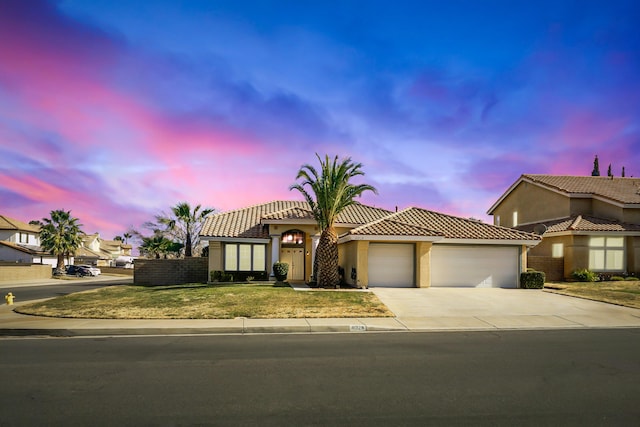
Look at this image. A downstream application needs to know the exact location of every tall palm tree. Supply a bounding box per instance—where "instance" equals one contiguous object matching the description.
[290,154,377,288]
[39,210,84,275]
[158,202,214,257]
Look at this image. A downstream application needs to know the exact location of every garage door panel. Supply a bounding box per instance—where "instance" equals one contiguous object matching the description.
[368,243,414,287]
[431,245,518,288]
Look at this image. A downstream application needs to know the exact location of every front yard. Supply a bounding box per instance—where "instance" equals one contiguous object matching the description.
[545,280,640,309]
[15,283,394,319]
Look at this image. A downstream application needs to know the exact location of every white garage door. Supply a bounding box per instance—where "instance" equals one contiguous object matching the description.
[368,243,414,287]
[431,245,519,288]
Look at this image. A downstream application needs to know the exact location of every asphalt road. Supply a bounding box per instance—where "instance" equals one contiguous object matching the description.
[1,329,639,426]
[2,276,131,302]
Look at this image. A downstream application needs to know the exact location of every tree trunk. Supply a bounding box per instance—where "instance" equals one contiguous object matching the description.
[55,253,65,275]
[316,227,340,288]
[185,232,192,257]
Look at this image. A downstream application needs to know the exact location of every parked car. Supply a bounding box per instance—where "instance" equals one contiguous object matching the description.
[78,264,101,276]
[66,265,101,277]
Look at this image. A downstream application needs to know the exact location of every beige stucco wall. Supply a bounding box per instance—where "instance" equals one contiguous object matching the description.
[208,241,223,273]
[415,242,432,288]
[627,236,640,275]
[493,181,570,226]
[339,240,369,288]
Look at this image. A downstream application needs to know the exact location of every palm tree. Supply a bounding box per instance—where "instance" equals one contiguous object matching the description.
[290,154,377,288]
[139,234,183,259]
[158,202,214,257]
[123,232,132,244]
[39,210,84,275]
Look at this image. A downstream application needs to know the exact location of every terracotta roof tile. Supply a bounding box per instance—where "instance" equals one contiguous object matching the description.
[391,208,541,241]
[201,201,392,238]
[517,215,640,234]
[347,218,444,237]
[0,215,40,232]
[523,175,640,204]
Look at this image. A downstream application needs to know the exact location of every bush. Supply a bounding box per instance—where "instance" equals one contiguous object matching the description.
[624,276,639,281]
[520,271,545,289]
[273,262,289,281]
[610,276,625,281]
[571,269,599,282]
[210,270,223,282]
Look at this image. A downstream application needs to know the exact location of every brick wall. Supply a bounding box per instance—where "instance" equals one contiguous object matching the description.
[134,258,208,286]
[528,256,564,281]
[0,263,52,282]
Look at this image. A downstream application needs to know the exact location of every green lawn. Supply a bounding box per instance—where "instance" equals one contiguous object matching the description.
[545,280,640,309]
[15,283,394,319]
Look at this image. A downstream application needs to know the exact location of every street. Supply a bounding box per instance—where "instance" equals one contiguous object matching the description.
[1,329,639,426]
[0,276,132,302]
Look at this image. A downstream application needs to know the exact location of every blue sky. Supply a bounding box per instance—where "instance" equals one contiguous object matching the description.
[1,0,638,238]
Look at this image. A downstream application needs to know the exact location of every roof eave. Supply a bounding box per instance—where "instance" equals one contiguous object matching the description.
[435,238,541,246]
[200,236,270,243]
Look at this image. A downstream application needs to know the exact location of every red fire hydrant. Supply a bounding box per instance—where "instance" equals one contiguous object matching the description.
[5,292,15,305]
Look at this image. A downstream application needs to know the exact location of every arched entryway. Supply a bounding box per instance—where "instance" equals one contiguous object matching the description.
[280,230,305,281]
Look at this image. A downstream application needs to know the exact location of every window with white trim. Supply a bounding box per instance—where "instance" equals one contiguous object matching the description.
[512,211,518,227]
[224,243,267,271]
[588,236,624,271]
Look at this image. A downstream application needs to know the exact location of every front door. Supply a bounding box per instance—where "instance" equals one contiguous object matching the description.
[281,248,305,281]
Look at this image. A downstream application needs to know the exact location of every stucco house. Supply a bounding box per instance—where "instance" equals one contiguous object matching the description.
[75,233,133,266]
[0,215,61,266]
[488,175,640,280]
[200,201,540,288]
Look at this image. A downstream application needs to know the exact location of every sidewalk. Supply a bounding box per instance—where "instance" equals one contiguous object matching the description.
[1,281,640,337]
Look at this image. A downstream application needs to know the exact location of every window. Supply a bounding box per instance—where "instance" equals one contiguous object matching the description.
[552,243,563,258]
[495,215,501,226]
[589,236,624,271]
[224,243,266,271]
[512,211,518,227]
[19,233,28,243]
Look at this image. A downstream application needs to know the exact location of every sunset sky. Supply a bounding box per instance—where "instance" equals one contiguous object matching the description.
[1,0,639,242]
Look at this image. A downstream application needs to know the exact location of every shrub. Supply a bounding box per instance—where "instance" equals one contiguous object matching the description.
[520,271,545,289]
[273,262,289,281]
[571,269,598,282]
[610,276,625,281]
[210,270,223,282]
[624,276,639,281]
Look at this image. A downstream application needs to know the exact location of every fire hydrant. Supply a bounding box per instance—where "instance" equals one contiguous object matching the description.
[5,292,15,305]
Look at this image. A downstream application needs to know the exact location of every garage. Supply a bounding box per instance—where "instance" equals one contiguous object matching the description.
[368,243,414,287]
[431,245,520,288]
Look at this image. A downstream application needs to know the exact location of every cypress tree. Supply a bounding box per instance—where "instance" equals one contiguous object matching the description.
[607,164,613,177]
[622,167,626,177]
[591,155,600,176]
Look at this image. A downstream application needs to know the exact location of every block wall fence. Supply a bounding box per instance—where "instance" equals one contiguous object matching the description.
[134,258,208,286]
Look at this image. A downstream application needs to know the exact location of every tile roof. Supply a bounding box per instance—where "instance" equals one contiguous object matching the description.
[200,201,393,238]
[523,175,640,204]
[0,240,48,255]
[390,207,541,241]
[346,217,444,238]
[517,215,640,234]
[0,215,40,232]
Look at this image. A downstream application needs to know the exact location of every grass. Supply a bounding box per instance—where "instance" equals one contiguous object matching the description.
[15,283,394,319]
[545,279,640,309]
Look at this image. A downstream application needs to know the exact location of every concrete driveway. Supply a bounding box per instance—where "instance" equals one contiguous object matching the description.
[370,287,640,330]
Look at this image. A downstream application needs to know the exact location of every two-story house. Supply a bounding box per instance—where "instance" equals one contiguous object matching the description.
[0,215,59,266]
[488,175,640,280]
[75,233,134,266]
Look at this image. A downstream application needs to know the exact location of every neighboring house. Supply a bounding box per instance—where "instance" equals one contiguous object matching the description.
[0,215,61,266]
[488,175,640,280]
[76,233,133,267]
[200,201,540,288]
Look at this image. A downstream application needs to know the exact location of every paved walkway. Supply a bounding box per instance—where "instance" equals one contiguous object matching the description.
[1,280,639,336]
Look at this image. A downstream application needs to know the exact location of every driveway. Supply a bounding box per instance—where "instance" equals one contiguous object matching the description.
[371,288,640,330]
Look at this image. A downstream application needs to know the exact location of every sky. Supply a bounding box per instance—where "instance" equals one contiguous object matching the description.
[1,0,639,242]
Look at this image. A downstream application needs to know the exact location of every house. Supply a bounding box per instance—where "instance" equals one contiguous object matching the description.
[488,175,640,280]
[75,233,133,267]
[200,201,540,288]
[0,215,60,266]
